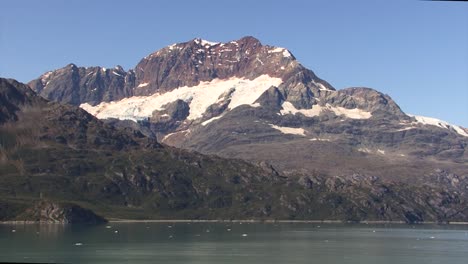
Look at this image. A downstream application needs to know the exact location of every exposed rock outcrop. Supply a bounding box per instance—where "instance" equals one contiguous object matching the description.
[17,201,106,224]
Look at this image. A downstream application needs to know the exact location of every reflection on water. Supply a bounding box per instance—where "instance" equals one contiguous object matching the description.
[1,223,467,264]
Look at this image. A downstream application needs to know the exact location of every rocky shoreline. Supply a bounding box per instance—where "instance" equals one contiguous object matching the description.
[2,219,468,225]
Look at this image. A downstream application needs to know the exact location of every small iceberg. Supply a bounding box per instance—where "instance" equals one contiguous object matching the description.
[242,234,248,237]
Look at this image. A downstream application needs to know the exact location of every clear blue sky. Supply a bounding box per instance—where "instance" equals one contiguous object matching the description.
[1,0,467,126]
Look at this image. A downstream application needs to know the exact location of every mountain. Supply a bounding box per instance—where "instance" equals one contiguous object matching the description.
[28,37,468,182]
[1,78,467,223]
[0,78,284,221]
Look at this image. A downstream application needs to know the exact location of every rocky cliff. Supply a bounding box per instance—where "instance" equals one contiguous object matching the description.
[17,201,107,224]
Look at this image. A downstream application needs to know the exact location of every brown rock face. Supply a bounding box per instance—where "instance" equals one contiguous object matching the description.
[28,64,135,106]
[133,36,300,95]
[0,78,43,123]
[19,201,106,224]
[28,36,334,107]
[321,87,408,119]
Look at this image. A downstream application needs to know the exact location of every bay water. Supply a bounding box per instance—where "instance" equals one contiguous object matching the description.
[1,222,467,263]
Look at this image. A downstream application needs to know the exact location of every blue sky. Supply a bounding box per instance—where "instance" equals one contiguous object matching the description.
[1,0,467,126]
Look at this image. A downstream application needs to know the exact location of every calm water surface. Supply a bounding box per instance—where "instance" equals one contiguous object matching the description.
[1,222,467,264]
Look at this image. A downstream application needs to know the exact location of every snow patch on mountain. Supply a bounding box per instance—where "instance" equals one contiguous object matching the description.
[268,47,292,58]
[270,124,305,136]
[194,38,219,46]
[332,105,372,119]
[280,102,322,117]
[162,129,191,142]
[409,114,468,137]
[40,71,53,85]
[280,102,372,119]
[201,115,223,126]
[80,75,282,122]
[137,82,149,88]
[112,71,123,77]
[310,138,332,142]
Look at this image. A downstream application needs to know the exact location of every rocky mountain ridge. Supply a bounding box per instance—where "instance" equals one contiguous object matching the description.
[1,78,467,223]
[28,37,467,181]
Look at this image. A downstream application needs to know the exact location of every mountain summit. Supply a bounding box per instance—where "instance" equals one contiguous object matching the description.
[1,37,467,223]
[28,37,467,181]
[29,36,333,108]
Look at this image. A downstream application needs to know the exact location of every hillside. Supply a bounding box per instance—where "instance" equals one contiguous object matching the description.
[1,78,467,223]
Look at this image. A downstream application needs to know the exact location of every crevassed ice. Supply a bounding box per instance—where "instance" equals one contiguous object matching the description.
[409,114,468,137]
[80,75,282,121]
[280,102,372,119]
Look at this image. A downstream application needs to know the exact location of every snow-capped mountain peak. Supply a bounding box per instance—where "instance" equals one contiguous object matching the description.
[409,114,468,137]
